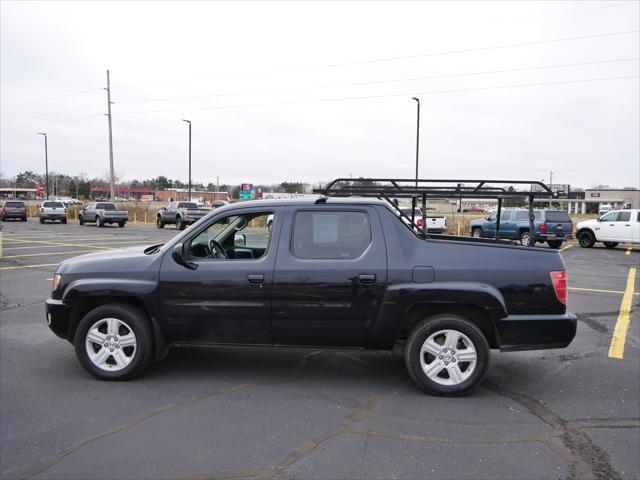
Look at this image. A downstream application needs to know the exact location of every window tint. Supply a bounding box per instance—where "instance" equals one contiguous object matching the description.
[292,211,371,259]
[43,201,64,208]
[178,202,198,209]
[616,211,631,222]
[5,202,24,207]
[96,203,116,210]
[545,211,571,222]
[498,211,511,221]
[600,212,617,222]
[400,208,423,217]
[514,210,541,221]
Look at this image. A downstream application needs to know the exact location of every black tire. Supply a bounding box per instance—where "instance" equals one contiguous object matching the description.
[156,216,165,228]
[547,240,563,249]
[176,216,185,230]
[519,230,532,247]
[62,218,67,224]
[21,216,27,222]
[74,303,154,381]
[578,230,595,248]
[39,217,45,224]
[404,314,490,396]
[604,242,618,249]
[96,216,104,228]
[118,221,125,228]
[79,215,84,225]
[471,228,482,238]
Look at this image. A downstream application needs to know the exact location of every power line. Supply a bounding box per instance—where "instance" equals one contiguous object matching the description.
[111,29,639,89]
[6,105,103,123]
[115,57,640,105]
[0,113,103,132]
[114,74,639,116]
[1,88,101,110]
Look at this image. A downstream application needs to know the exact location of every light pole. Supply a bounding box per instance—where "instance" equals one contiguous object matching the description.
[36,132,49,199]
[411,97,420,186]
[182,119,192,201]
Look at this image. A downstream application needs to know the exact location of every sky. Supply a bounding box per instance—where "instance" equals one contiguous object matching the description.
[1,1,639,189]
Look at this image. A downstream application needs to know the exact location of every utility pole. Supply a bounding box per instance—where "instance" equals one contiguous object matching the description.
[549,171,554,208]
[412,97,420,187]
[36,132,49,199]
[182,119,192,201]
[105,70,116,200]
[216,175,219,200]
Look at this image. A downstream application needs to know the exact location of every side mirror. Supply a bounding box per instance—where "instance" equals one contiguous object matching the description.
[172,243,197,270]
[159,207,166,211]
[234,233,246,246]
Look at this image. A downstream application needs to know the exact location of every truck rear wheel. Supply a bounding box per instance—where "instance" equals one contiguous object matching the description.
[578,230,595,248]
[74,303,154,380]
[547,240,563,249]
[79,215,84,225]
[96,216,104,228]
[176,216,185,230]
[404,314,489,396]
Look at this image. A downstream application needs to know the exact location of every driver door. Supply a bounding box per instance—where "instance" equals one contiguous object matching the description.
[595,211,618,241]
[157,207,279,345]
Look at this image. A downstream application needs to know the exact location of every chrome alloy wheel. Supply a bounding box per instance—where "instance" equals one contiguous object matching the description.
[419,329,477,386]
[85,318,137,371]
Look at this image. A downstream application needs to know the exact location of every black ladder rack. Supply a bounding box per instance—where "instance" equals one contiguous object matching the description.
[313,178,560,244]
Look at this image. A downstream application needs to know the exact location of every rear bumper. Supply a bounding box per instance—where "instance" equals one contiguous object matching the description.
[46,298,73,340]
[41,214,66,220]
[538,233,573,241]
[102,216,128,223]
[3,212,26,218]
[496,312,577,351]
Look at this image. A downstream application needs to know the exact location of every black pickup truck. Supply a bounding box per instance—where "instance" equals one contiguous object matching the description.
[46,198,576,395]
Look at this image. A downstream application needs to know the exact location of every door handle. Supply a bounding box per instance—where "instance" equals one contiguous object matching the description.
[247,274,264,284]
[358,274,376,284]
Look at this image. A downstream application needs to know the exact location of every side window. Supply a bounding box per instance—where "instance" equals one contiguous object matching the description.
[292,211,371,259]
[616,211,631,222]
[188,211,273,260]
[514,211,529,221]
[600,212,617,222]
[499,211,512,221]
[637,212,640,223]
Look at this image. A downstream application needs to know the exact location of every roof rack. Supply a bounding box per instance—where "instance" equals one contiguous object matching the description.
[312,178,561,244]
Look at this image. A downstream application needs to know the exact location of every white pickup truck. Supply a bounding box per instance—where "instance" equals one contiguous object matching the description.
[39,200,68,224]
[399,207,448,234]
[576,209,640,249]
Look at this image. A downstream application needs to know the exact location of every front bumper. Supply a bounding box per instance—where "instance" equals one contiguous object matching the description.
[496,312,577,351]
[46,298,73,340]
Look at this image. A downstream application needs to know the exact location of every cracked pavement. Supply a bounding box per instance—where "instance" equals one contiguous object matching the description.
[1,222,638,479]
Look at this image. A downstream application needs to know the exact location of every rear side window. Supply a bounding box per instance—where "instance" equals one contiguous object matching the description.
[178,202,198,209]
[616,211,631,222]
[514,211,541,221]
[545,211,571,222]
[292,211,371,259]
[5,202,24,208]
[43,201,64,208]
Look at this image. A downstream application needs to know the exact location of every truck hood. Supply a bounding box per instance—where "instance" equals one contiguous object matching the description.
[56,244,163,276]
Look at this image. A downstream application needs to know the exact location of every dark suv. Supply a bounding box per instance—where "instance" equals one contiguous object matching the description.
[1,201,28,221]
[470,209,573,248]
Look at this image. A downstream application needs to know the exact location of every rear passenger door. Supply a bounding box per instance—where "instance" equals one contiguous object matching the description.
[613,211,634,242]
[272,206,388,347]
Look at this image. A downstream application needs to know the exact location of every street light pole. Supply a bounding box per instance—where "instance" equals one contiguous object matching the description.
[411,97,420,187]
[36,132,49,199]
[182,119,192,201]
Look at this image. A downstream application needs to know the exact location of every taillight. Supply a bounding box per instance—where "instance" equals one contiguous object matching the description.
[40,208,44,213]
[540,222,547,233]
[550,271,567,304]
[417,219,423,228]
[64,208,68,213]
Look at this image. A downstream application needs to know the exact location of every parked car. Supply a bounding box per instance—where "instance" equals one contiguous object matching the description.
[598,204,613,215]
[39,201,68,224]
[576,209,640,248]
[463,207,485,213]
[78,202,128,227]
[0,201,28,221]
[46,198,576,396]
[399,207,448,234]
[470,208,573,248]
[156,202,209,230]
[54,197,83,206]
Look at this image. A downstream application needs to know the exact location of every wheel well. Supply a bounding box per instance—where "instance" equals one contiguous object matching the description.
[402,303,498,348]
[67,296,152,343]
[577,228,594,236]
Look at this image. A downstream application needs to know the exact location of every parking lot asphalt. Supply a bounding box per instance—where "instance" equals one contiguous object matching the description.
[1,220,638,480]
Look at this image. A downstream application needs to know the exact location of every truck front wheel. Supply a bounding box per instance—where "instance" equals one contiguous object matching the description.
[74,303,154,380]
[471,229,482,238]
[578,230,595,248]
[404,314,489,396]
[156,216,165,228]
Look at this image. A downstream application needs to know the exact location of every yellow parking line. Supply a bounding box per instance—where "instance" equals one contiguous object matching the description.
[1,250,103,259]
[626,248,632,256]
[0,263,59,271]
[568,286,640,296]
[608,267,637,359]
[560,244,573,252]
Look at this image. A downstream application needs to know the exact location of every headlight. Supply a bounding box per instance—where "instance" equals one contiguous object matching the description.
[53,274,62,290]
